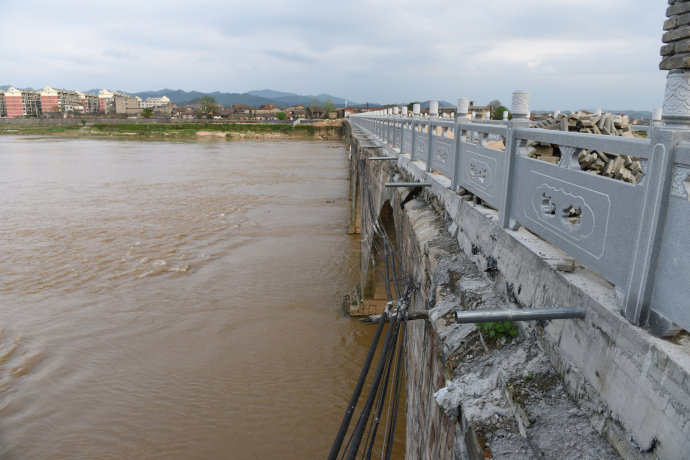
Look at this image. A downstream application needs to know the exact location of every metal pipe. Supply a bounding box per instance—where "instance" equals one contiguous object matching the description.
[454,306,585,323]
[385,182,432,188]
[369,156,398,160]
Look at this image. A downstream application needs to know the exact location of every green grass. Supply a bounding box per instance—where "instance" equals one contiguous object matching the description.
[0,122,342,139]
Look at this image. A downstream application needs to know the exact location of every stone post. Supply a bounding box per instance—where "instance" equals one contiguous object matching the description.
[620,0,690,336]
[503,111,509,121]
[402,107,408,117]
[652,108,663,126]
[426,102,439,171]
[457,98,469,119]
[511,90,530,120]
[411,104,421,160]
[429,101,439,118]
[498,90,532,230]
[393,107,399,115]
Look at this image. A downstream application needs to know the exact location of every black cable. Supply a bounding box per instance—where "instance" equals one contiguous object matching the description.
[345,309,401,460]
[383,315,407,460]
[329,308,389,460]
[363,317,401,459]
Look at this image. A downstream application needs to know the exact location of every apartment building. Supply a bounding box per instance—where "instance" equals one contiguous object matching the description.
[98,89,117,114]
[114,95,141,115]
[141,95,172,113]
[79,91,100,113]
[5,87,41,117]
[40,86,86,114]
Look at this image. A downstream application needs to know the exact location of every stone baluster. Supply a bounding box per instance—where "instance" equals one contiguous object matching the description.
[452,98,469,190]
[411,104,421,160]
[498,90,531,230]
[427,102,439,172]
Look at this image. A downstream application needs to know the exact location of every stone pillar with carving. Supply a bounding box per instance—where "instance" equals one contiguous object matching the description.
[456,98,469,119]
[498,90,532,230]
[429,101,439,118]
[510,90,530,121]
[661,0,690,126]
[627,0,690,336]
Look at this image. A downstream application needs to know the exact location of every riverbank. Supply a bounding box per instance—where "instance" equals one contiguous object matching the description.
[0,120,344,140]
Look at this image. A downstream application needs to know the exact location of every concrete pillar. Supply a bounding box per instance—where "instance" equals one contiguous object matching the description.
[413,104,421,116]
[511,90,530,120]
[429,101,439,117]
[652,108,662,126]
[402,107,408,117]
[393,107,400,115]
[457,98,469,119]
[503,111,509,121]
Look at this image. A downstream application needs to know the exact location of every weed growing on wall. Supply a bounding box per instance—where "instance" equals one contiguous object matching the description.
[477,321,517,341]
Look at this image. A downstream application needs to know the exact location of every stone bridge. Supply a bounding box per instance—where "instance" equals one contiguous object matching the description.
[341,3,690,458]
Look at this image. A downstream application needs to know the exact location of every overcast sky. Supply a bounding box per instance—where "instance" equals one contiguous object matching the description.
[0,0,669,110]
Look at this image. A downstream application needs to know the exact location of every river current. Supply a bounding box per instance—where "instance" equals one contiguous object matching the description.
[0,136,403,459]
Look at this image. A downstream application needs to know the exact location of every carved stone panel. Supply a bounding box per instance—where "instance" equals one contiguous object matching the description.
[671,166,690,199]
[522,171,610,259]
[462,150,497,200]
[403,132,412,153]
[434,143,450,165]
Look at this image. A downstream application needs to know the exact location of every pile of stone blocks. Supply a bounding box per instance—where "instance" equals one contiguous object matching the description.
[527,112,643,184]
[531,112,635,137]
[660,0,690,70]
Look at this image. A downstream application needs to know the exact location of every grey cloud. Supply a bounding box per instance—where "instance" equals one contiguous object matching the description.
[263,50,317,64]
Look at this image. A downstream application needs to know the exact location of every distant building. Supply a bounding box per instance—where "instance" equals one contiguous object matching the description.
[141,95,173,113]
[285,105,307,119]
[98,89,116,114]
[171,106,198,119]
[79,92,100,114]
[114,95,141,115]
[39,86,84,114]
[254,104,281,120]
[5,86,41,118]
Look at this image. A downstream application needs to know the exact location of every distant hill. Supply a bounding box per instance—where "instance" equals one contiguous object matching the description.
[124,88,363,108]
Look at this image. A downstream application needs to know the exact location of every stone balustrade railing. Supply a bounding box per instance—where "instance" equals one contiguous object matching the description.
[350,90,690,337]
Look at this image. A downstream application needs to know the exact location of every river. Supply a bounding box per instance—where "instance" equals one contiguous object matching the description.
[0,136,404,459]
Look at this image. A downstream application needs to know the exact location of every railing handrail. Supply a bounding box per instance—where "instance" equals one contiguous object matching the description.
[349,96,689,337]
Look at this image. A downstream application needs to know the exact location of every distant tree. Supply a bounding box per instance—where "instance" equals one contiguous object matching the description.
[322,98,336,114]
[276,111,288,121]
[198,96,220,118]
[492,105,509,120]
[487,99,502,119]
[308,98,322,110]
[141,108,153,119]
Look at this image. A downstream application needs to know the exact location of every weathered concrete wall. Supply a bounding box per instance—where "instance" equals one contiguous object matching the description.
[346,121,690,459]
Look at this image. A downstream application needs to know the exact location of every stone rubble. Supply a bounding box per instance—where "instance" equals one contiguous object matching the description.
[527,112,644,184]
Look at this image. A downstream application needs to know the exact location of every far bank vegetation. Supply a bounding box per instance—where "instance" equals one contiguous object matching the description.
[0,121,344,140]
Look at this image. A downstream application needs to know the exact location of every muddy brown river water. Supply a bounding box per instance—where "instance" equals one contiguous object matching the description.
[0,136,404,459]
